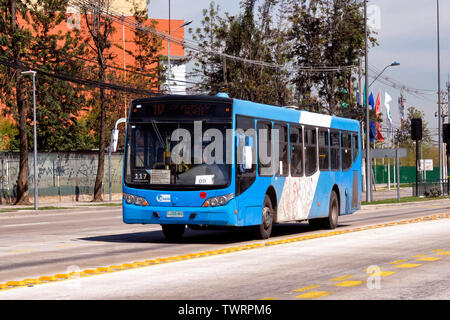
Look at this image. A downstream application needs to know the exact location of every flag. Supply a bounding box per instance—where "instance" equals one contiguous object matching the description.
[375,92,384,142]
[369,92,375,142]
[385,92,392,138]
[356,84,360,106]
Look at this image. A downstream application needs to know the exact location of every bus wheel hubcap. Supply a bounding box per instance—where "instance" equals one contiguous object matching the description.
[263,207,272,229]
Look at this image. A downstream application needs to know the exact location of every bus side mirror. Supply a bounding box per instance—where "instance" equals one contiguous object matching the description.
[111,129,119,152]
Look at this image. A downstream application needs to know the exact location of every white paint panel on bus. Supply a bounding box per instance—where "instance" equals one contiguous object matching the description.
[277,112,332,222]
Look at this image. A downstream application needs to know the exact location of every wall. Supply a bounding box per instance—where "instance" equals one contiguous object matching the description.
[0,151,123,204]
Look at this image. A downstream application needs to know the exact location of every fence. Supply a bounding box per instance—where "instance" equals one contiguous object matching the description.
[0,151,123,204]
[412,179,450,197]
[373,164,440,185]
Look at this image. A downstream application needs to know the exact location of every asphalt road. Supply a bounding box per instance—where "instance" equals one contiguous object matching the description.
[0,199,449,299]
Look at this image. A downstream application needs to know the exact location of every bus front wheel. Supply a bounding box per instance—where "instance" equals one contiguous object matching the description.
[254,195,274,239]
[161,224,186,240]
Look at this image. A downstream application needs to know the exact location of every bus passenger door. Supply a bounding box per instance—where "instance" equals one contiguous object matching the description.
[235,132,257,225]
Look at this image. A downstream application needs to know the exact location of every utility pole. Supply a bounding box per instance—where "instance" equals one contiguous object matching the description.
[364,0,371,202]
[437,0,442,181]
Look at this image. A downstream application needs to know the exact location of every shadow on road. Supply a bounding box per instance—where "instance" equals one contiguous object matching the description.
[79,222,350,245]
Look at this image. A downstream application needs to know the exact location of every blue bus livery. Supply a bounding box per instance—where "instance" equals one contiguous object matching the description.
[122,94,361,240]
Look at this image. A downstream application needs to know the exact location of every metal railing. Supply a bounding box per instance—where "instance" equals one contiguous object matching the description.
[412,179,450,197]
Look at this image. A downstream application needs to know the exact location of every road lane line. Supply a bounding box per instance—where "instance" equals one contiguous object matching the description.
[389,259,408,265]
[334,280,363,287]
[292,285,321,292]
[296,291,333,299]
[2,222,50,228]
[416,257,441,262]
[367,271,396,277]
[395,263,421,269]
[330,275,353,281]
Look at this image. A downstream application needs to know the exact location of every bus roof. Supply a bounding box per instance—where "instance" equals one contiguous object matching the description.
[130,94,360,132]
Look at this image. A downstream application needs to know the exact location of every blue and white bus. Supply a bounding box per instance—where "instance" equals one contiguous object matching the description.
[122,94,361,240]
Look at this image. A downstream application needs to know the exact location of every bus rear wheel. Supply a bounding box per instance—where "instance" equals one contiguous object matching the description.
[161,224,186,240]
[254,195,274,239]
[309,191,339,230]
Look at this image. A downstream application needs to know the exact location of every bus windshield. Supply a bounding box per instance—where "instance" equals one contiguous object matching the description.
[125,120,232,189]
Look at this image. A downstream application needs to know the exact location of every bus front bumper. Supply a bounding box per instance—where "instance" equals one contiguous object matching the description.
[122,201,238,227]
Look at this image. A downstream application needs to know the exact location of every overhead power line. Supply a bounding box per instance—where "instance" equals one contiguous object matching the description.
[70,0,357,73]
[0,57,161,96]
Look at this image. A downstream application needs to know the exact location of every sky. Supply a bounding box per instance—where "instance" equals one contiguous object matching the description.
[147,0,450,144]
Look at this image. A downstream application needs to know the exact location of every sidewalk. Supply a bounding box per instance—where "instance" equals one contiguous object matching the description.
[363,184,413,202]
[0,199,122,212]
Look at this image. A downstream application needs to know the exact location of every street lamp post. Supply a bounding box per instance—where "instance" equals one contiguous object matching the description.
[368,62,400,88]
[21,70,38,210]
[365,61,400,202]
[167,19,192,94]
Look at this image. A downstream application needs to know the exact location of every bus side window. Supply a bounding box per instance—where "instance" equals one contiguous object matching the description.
[305,126,317,176]
[274,123,288,177]
[352,132,359,163]
[257,121,273,176]
[342,132,352,171]
[290,125,303,177]
[330,130,340,171]
[318,129,330,171]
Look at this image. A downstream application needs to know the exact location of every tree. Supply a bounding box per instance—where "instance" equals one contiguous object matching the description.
[395,106,431,148]
[0,0,32,204]
[288,0,377,116]
[189,0,292,106]
[28,0,88,152]
[394,106,435,167]
[80,0,115,201]
[126,0,164,91]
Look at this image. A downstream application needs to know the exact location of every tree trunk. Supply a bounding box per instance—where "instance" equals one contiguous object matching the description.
[11,0,30,205]
[15,72,30,205]
[93,70,106,202]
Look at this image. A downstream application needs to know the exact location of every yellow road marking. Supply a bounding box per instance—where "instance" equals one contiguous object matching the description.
[437,251,450,255]
[395,263,421,269]
[292,285,320,292]
[412,254,426,258]
[330,275,353,281]
[9,249,34,253]
[432,249,445,252]
[389,260,408,265]
[296,291,333,299]
[260,297,278,300]
[23,279,41,285]
[6,281,26,287]
[334,280,363,287]
[368,271,396,277]
[416,257,441,262]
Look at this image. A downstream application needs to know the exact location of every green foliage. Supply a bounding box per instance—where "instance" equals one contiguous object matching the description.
[0,118,19,150]
[27,0,89,151]
[288,0,377,116]
[190,0,377,115]
[189,0,292,106]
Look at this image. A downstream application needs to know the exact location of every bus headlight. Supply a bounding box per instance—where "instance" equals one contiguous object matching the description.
[202,193,234,207]
[123,193,149,206]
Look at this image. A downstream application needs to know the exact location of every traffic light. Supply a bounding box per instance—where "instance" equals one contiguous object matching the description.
[411,118,422,141]
[443,123,450,144]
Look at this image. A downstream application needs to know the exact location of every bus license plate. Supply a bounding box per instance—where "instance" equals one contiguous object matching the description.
[167,211,183,218]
